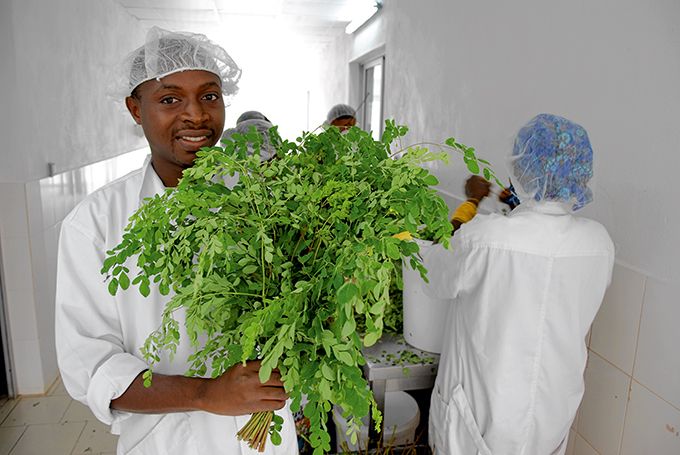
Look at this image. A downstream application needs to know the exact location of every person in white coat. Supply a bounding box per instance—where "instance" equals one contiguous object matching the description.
[425,113,615,455]
[55,27,298,455]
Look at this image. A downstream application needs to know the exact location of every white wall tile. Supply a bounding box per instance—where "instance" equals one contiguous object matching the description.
[24,181,43,236]
[0,234,32,292]
[3,290,37,342]
[0,183,28,238]
[578,351,630,455]
[620,382,680,455]
[633,279,680,409]
[11,340,45,395]
[573,433,599,455]
[39,178,57,229]
[590,264,646,375]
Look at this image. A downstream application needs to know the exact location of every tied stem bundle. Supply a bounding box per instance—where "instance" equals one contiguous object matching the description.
[237,411,283,452]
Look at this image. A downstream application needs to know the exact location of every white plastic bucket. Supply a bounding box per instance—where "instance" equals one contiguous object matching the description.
[333,391,420,453]
[402,239,452,354]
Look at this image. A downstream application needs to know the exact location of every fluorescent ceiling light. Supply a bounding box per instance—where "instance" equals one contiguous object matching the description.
[345,1,382,34]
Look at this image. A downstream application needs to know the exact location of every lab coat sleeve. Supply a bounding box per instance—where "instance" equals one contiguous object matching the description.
[55,220,148,426]
[419,238,467,300]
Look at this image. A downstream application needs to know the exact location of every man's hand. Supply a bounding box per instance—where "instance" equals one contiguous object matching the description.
[110,360,288,416]
[198,360,288,415]
[465,175,491,203]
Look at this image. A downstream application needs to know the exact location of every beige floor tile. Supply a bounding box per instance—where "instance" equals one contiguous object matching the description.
[1,396,70,427]
[9,422,84,455]
[46,379,69,397]
[71,420,118,455]
[0,427,25,455]
[0,401,19,426]
[565,429,576,455]
[573,434,599,455]
[61,401,96,423]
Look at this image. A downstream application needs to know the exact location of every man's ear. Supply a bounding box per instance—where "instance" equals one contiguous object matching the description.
[125,96,143,125]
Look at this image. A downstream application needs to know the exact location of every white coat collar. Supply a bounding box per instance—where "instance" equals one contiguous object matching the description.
[512,200,571,216]
[138,155,167,203]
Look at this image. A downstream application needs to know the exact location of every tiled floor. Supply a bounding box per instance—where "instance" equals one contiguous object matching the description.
[0,378,117,455]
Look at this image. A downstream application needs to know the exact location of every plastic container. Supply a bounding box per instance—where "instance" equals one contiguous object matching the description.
[332,391,420,453]
[402,239,452,354]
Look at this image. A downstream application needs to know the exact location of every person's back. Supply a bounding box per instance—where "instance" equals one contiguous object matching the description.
[429,203,613,454]
[426,114,614,455]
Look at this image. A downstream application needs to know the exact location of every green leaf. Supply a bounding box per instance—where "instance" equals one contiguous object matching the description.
[139,281,150,298]
[321,363,334,381]
[107,278,118,296]
[483,168,492,180]
[242,265,258,275]
[334,349,354,366]
[259,363,273,384]
[341,318,356,338]
[363,331,380,347]
[270,430,282,446]
[423,174,439,186]
[336,282,358,305]
[119,273,130,290]
[385,241,401,260]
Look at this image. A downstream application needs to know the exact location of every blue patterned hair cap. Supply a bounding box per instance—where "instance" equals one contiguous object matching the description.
[511,113,593,210]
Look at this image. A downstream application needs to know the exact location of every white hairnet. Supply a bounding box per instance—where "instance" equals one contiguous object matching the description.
[510,113,594,211]
[326,104,356,124]
[222,119,276,161]
[237,111,269,124]
[112,26,241,99]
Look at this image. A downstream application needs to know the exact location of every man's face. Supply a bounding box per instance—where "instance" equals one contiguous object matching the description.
[125,70,225,186]
[330,116,357,132]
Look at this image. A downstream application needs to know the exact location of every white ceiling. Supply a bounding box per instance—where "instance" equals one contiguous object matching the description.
[116,0,363,48]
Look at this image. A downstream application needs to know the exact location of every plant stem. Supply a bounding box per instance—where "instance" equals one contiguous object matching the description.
[236,410,274,452]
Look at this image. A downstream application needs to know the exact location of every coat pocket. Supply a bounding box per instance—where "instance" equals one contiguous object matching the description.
[449,384,492,455]
[431,384,492,455]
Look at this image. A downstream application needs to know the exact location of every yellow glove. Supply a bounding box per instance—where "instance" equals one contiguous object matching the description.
[451,200,478,224]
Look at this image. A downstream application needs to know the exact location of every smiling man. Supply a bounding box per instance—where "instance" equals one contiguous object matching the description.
[125,69,224,187]
[55,28,299,454]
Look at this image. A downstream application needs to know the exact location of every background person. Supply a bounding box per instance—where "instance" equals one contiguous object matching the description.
[326,103,357,131]
[237,110,270,124]
[424,113,614,455]
[55,27,298,455]
[222,117,277,161]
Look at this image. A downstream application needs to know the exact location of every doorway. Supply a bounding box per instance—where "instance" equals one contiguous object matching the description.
[361,56,385,140]
[0,239,14,398]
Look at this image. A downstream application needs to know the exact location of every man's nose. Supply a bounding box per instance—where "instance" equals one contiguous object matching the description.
[182,99,209,123]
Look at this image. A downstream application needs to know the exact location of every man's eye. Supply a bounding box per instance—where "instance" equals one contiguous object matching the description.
[203,93,220,101]
[160,97,178,104]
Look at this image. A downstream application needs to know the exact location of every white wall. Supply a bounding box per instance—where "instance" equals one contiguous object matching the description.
[0,0,145,394]
[0,0,146,184]
[330,1,680,453]
[380,0,680,283]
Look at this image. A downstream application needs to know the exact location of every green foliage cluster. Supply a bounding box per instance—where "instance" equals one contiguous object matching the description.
[102,121,457,454]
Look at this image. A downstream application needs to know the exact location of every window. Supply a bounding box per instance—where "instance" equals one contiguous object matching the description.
[361,56,385,140]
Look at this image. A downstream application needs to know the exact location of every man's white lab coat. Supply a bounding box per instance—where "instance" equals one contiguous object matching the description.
[423,202,614,455]
[55,157,298,455]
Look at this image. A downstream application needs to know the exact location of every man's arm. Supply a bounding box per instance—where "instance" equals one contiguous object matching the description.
[111,360,288,415]
[451,176,491,232]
